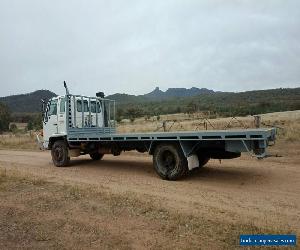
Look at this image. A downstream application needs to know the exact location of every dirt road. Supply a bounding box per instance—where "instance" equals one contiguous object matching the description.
[0,141,299,234]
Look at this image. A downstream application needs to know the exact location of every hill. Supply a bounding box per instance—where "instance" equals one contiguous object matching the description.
[114,87,300,120]
[106,87,216,102]
[0,90,57,113]
[105,93,146,103]
[1,87,300,122]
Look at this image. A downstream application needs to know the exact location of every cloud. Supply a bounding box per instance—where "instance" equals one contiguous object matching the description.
[0,0,299,97]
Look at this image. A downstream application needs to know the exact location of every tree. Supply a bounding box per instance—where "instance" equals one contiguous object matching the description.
[186,101,198,114]
[26,113,42,131]
[27,120,33,131]
[0,102,10,133]
[175,106,181,113]
[9,123,18,133]
[125,107,143,122]
[116,108,125,123]
[32,113,42,130]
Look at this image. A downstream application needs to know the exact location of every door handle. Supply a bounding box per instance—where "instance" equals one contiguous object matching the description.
[53,123,58,125]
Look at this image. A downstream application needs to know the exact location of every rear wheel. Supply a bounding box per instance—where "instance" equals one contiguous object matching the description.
[89,152,104,161]
[51,140,70,167]
[153,143,188,180]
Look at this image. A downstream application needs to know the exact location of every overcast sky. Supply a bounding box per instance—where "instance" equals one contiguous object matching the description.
[0,0,299,97]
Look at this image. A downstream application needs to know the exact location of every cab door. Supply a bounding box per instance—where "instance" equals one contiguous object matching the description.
[43,99,58,143]
[75,98,85,128]
[57,97,66,134]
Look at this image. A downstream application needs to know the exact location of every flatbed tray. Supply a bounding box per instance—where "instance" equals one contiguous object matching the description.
[66,128,276,142]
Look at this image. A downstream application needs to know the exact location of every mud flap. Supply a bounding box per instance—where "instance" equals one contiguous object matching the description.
[187,155,199,170]
[179,141,200,170]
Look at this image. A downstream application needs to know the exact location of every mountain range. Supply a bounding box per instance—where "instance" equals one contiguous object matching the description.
[0,87,299,117]
[0,87,217,112]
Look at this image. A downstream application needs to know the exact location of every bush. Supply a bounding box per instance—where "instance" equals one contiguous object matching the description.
[125,107,143,122]
[27,120,33,131]
[9,123,18,133]
[26,113,42,131]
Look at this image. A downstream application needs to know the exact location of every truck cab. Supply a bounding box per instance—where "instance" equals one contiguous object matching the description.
[43,95,105,149]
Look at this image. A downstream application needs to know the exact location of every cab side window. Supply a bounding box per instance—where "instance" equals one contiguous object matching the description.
[77,100,89,112]
[48,100,57,116]
[91,101,96,113]
[77,100,82,112]
[91,101,101,113]
[60,98,65,113]
[83,100,89,112]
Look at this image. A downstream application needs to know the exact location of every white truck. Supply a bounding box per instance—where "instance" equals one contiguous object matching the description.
[41,82,276,180]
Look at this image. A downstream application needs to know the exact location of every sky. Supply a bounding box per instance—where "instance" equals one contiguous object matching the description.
[0,0,299,97]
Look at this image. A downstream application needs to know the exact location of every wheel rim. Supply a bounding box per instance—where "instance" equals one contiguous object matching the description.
[53,146,63,162]
[159,150,177,174]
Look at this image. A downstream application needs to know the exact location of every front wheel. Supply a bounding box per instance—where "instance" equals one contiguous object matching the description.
[51,140,70,167]
[153,143,188,180]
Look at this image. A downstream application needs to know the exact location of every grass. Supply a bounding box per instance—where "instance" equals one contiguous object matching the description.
[0,132,38,150]
[0,111,298,151]
[117,110,300,142]
[277,120,300,142]
[0,168,295,250]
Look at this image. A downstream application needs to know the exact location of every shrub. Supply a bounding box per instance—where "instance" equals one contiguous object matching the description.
[9,123,18,133]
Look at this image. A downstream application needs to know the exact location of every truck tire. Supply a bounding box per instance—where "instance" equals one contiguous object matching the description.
[89,152,104,161]
[153,143,188,180]
[51,140,70,167]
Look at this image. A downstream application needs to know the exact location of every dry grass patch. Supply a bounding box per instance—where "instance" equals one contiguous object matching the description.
[0,110,298,151]
[0,169,294,250]
[276,119,300,142]
[0,133,38,150]
[117,111,300,143]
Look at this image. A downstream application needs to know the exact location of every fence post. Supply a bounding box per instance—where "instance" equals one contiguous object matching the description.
[163,121,167,132]
[254,115,261,128]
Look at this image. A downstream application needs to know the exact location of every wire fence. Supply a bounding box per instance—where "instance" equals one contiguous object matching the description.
[154,115,266,132]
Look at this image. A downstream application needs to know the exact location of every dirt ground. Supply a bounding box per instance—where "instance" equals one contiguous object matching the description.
[0,139,299,249]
